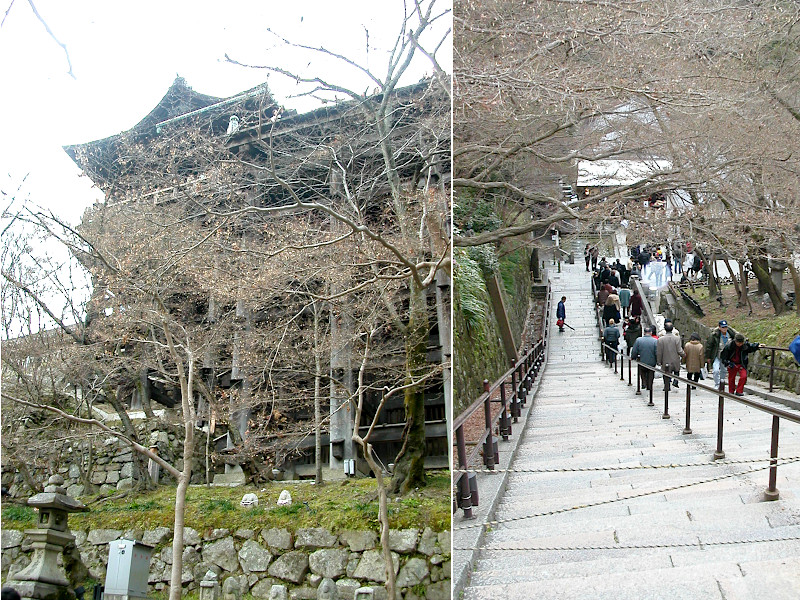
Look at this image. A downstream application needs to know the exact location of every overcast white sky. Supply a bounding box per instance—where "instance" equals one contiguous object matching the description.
[0,0,452,224]
[0,0,451,335]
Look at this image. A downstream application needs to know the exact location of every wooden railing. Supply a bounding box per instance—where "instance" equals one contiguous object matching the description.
[453,281,551,517]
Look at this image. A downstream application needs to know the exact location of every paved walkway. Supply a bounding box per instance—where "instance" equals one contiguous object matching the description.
[455,262,800,600]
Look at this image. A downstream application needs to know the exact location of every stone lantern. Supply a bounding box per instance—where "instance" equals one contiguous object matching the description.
[8,474,88,600]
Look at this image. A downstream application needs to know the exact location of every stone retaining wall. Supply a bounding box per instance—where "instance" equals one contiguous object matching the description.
[1,525,450,600]
[1,428,195,499]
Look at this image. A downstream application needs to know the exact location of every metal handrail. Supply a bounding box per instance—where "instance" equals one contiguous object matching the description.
[591,277,800,500]
[453,278,552,517]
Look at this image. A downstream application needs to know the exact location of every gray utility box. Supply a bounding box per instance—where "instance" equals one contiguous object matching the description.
[104,539,155,600]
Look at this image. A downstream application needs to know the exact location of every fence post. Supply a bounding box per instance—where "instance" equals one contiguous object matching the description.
[769,348,776,392]
[648,370,654,406]
[636,364,641,395]
[714,382,726,460]
[499,383,510,439]
[765,415,780,500]
[482,380,496,470]
[662,384,670,419]
[628,354,632,386]
[455,426,473,519]
[683,384,692,435]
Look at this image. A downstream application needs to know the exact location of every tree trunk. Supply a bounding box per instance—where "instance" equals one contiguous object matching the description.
[738,262,751,311]
[355,438,396,600]
[168,468,191,600]
[695,248,719,298]
[787,262,800,315]
[136,371,157,421]
[722,258,742,306]
[314,300,324,486]
[391,282,428,494]
[108,386,152,491]
[751,257,786,315]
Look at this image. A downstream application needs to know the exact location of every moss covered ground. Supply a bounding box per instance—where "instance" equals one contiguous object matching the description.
[1,472,451,534]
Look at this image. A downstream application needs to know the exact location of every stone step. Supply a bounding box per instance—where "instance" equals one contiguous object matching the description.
[468,549,800,591]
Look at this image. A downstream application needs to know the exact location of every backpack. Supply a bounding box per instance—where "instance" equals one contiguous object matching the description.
[790,334,800,366]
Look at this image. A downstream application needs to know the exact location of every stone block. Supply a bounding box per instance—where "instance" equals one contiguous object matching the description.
[185,527,202,546]
[68,464,82,479]
[396,557,429,588]
[2,529,24,549]
[295,528,337,549]
[417,528,437,556]
[424,580,449,600]
[352,550,399,583]
[143,526,172,546]
[288,586,316,600]
[339,530,377,552]
[99,483,116,495]
[87,529,123,545]
[67,484,86,497]
[120,462,134,479]
[437,531,450,554]
[308,548,349,578]
[235,529,256,539]
[205,536,239,572]
[116,478,134,491]
[261,528,292,550]
[207,529,231,541]
[267,551,309,584]
[249,578,278,599]
[334,579,361,600]
[388,529,418,554]
[91,471,106,485]
[238,540,272,572]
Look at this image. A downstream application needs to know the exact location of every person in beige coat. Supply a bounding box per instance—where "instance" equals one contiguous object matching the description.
[684,333,704,386]
[657,322,685,390]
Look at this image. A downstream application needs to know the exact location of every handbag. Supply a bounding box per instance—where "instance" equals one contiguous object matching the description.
[699,367,707,380]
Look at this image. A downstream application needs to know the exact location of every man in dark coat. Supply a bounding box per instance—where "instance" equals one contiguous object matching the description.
[631,325,658,391]
[720,333,764,395]
[557,296,567,333]
[602,319,621,365]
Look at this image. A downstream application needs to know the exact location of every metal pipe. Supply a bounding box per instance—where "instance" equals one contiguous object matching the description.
[714,382,726,459]
[683,384,692,434]
[765,415,780,500]
[455,426,473,518]
[769,348,776,392]
[663,384,670,419]
[482,380,495,470]
[499,383,510,440]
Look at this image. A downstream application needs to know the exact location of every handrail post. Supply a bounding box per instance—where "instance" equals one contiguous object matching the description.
[683,383,692,434]
[714,381,726,460]
[648,368,654,406]
[614,347,618,374]
[482,380,496,470]
[628,353,632,386]
[765,415,780,500]
[769,348,776,392]
[636,364,642,395]
[499,382,510,440]
[619,351,624,380]
[662,382,670,419]
[510,360,521,414]
[455,425,474,519]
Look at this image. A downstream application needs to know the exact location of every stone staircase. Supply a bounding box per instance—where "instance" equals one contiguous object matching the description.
[456,262,800,600]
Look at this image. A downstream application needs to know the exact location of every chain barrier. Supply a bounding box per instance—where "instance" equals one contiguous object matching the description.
[453,455,800,474]
[454,534,800,553]
[453,457,800,531]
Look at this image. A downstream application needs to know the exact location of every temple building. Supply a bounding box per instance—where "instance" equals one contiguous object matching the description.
[62,76,451,483]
